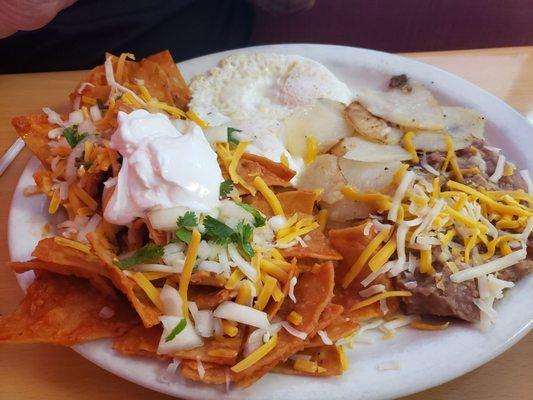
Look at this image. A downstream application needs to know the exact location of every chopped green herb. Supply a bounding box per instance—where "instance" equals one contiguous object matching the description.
[203,216,235,245]
[238,203,266,227]
[165,318,187,342]
[62,125,87,148]
[234,221,255,259]
[178,211,198,229]
[175,228,192,244]
[219,179,234,199]
[114,243,164,269]
[227,127,242,145]
[175,211,198,244]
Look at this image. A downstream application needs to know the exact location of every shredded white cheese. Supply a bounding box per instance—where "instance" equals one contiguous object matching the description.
[489,154,506,183]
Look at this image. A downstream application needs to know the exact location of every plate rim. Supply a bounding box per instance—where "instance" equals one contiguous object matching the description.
[7,43,533,400]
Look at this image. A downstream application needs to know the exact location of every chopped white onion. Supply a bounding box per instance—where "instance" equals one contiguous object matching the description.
[69,110,84,125]
[48,127,64,139]
[213,301,269,329]
[78,213,101,243]
[359,284,385,298]
[268,215,287,232]
[317,330,333,345]
[227,243,258,282]
[288,276,297,303]
[42,107,66,127]
[196,358,205,379]
[157,316,203,354]
[280,321,307,340]
[89,104,102,121]
[160,284,183,317]
[131,263,181,273]
[148,206,188,231]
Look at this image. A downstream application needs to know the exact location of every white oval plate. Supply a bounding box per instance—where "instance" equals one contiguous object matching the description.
[8,44,533,400]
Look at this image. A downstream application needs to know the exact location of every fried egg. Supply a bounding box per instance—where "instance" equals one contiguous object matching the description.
[189,53,353,126]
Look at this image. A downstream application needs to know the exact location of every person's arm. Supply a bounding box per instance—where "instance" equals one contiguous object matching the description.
[0,0,75,38]
[250,0,315,14]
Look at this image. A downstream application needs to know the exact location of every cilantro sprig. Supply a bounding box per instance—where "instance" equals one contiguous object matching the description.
[238,203,266,227]
[62,125,87,148]
[227,127,242,146]
[165,318,187,342]
[203,216,255,259]
[175,211,198,244]
[114,243,164,269]
[219,179,234,199]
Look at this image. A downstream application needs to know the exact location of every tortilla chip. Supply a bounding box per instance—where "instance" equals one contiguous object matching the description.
[188,286,237,310]
[329,223,399,318]
[180,360,228,385]
[127,218,168,250]
[168,271,227,288]
[279,228,342,261]
[32,237,109,277]
[113,325,244,365]
[71,50,190,111]
[87,232,161,328]
[9,259,115,297]
[274,345,343,377]
[12,114,57,165]
[246,190,318,218]
[232,261,334,388]
[0,271,137,345]
[237,153,295,190]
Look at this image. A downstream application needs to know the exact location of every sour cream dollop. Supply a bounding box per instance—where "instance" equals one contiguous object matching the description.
[104,110,223,225]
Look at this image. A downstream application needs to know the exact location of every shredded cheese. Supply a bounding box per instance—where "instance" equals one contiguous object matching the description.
[293,359,319,373]
[305,136,318,165]
[343,228,391,288]
[228,142,256,194]
[236,283,252,306]
[179,229,201,318]
[255,275,277,310]
[287,311,303,326]
[368,235,397,272]
[54,236,91,254]
[231,333,278,373]
[489,154,506,183]
[317,209,328,231]
[350,291,412,311]
[337,346,349,371]
[131,272,163,311]
[410,321,450,331]
[450,248,527,283]
[402,132,419,163]
[186,110,208,129]
[253,176,284,216]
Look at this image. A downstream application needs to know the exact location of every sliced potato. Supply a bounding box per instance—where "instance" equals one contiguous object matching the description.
[331,136,411,163]
[357,81,444,130]
[297,154,345,204]
[344,101,403,144]
[412,106,485,151]
[338,158,401,193]
[284,99,351,158]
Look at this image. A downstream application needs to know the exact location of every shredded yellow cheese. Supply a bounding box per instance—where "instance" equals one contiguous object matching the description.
[72,185,98,211]
[293,359,320,373]
[368,235,397,272]
[402,131,419,164]
[131,272,164,311]
[255,275,277,310]
[48,188,60,214]
[260,259,289,282]
[337,345,349,371]
[231,333,278,373]
[280,152,290,168]
[229,142,256,194]
[305,136,318,165]
[222,320,239,337]
[81,95,96,105]
[225,268,245,290]
[54,236,91,254]
[186,110,208,129]
[441,229,456,245]
[287,311,303,326]
[393,163,410,184]
[253,176,284,216]
[343,228,391,288]
[236,283,252,305]
[141,271,171,281]
[270,248,285,261]
[179,229,201,318]
[410,321,450,331]
[341,186,392,212]
[351,291,412,311]
[445,261,459,273]
[419,249,435,275]
[444,135,464,182]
